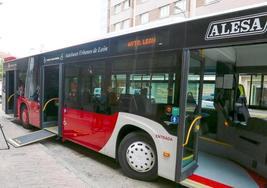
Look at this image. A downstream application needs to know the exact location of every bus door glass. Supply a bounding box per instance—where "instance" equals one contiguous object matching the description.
[184,50,203,167]
[23,57,41,127]
[42,65,59,127]
[263,75,267,108]
[176,50,203,181]
[6,70,16,114]
[2,72,6,112]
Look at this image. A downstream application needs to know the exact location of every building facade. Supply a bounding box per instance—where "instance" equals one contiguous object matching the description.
[107,0,267,32]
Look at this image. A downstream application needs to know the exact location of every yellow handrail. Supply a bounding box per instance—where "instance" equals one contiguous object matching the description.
[182,154,194,161]
[7,93,15,103]
[183,115,202,147]
[42,98,59,112]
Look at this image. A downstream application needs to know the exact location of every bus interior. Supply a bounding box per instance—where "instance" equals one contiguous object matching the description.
[42,65,60,128]
[188,43,267,181]
[5,70,15,114]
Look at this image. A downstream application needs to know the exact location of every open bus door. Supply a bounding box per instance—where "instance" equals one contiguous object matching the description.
[7,62,62,148]
[4,70,17,114]
[179,47,267,188]
[41,64,63,136]
[176,49,204,181]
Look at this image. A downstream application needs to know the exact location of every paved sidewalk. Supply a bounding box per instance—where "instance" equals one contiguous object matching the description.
[0,113,89,188]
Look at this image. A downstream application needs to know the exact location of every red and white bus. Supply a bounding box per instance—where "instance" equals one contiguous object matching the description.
[3,4,267,188]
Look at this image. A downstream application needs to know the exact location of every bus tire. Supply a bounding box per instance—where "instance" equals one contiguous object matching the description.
[20,106,30,129]
[118,131,158,181]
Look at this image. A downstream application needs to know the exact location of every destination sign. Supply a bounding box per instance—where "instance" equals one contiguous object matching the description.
[127,37,156,47]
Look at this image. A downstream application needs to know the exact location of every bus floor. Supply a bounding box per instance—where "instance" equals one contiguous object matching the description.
[181,151,265,188]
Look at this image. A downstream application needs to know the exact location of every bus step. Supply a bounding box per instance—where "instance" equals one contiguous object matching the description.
[44,126,58,135]
[8,129,57,147]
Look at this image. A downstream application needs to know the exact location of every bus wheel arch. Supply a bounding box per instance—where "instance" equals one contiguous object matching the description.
[20,104,30,129]
[116,125,158,181]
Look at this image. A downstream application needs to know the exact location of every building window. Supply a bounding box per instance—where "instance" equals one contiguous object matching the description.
[114,3,121,14]
[123,0,130,10]
[174,0,186,14]
[114,22,121,31]
[205,0,220,5]
[160,5,170,18]
[123,19,130,29]
[140,12,149,24]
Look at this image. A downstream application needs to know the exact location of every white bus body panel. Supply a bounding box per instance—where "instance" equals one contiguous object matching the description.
[99,112,178,181]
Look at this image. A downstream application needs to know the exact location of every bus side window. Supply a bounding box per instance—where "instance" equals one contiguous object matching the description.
[65,77,79,108]
[17,79,25,96]
[25,57,40,101]
[32,86,40,102]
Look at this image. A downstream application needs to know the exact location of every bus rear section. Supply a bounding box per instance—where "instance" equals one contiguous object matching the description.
[3,57,61,133]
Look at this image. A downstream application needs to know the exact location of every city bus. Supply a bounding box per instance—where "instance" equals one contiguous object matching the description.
[3,4,267,188]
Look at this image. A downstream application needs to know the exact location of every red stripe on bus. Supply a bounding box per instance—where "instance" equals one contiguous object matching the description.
[247,169,267,188]
[188,174,233,188]
[63,108,118,151]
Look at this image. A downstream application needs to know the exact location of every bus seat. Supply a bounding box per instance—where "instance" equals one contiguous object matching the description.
[235,84,250,123]
[246,117,267,136]
[118,94,137,113]
[186,92,197,114]
[235,102,250,123]
[214,91,229,120]
[134,94,149,115]
[187,92,196,104]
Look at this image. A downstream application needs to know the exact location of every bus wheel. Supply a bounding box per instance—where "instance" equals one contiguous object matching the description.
[118,131,158,181]
[21,106,30,129]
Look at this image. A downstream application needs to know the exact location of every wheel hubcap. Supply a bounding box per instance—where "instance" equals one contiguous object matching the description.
[126,141,155,172]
